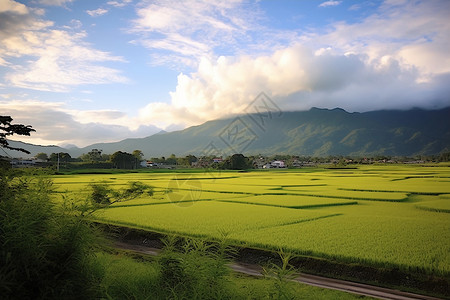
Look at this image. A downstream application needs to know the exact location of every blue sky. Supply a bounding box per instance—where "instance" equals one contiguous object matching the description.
[1,0,449,147]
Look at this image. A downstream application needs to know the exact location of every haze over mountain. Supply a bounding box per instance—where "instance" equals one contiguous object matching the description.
[5,107,449,159]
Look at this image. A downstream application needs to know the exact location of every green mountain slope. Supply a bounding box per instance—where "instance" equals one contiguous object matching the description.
[6,107,450,158]
[3,141,67,158]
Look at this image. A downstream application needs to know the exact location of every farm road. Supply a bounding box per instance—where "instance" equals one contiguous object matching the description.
[113,241,442,300]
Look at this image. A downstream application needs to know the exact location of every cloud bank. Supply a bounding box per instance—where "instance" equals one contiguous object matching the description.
[137,0,450,129]
[0,100,162,147]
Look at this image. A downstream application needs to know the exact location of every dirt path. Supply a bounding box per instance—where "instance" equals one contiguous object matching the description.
[113,241,443,300]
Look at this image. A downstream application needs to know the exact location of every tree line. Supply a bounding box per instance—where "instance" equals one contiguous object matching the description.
[29,150,450,172]
[33,149,145,170]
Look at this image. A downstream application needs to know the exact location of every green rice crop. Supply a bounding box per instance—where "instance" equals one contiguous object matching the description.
[53,164,450,276]
[282,187,408,201]
[416,199,450,213]
[217,194,357,208]
[229,201,450,274]
[94,201,333,238]
[107,191,249,208]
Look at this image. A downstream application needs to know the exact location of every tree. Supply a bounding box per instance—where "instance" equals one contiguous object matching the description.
[438,152,450,162]
[185,155,197,165]
[223,154,251,170]
[87,149,102,162]
[80,153,91,162]
[177,155,197,166]
[0,116,35,154]
[49,152,71,162]
[35,153,48,161]
[166,153,177,165]
[151,157,165,163]
[110,151,135,169]
[80,149,106,163]
[132,150,144,168]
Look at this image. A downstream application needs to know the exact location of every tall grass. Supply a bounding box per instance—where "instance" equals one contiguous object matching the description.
[94,246,364,300]
[0,169,101,299]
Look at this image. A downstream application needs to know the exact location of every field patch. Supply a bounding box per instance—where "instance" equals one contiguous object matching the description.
[282,187,409,201]
[94,201,332,238]
[229,211,450,274]
[53,164,450,276]
[217,194,357,209]
[416,199,450,213]
[108,191,249,208]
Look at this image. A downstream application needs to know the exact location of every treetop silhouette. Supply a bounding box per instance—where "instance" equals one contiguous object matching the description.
[0,116,35,154]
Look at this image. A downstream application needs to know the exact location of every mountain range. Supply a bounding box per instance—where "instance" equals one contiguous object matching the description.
[5,107,450,158]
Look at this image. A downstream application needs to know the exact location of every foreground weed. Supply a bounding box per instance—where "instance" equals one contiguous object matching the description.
[263,248,298,300]
[157,235,236,299]
[161,234,180,252]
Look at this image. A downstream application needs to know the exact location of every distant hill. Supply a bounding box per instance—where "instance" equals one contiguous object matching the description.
[5,107,450,158]
[2,141,68,158]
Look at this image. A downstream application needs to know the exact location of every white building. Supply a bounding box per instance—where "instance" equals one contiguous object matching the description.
[270,160,286,168]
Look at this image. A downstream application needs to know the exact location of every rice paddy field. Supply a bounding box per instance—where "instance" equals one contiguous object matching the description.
[52,164,450,277]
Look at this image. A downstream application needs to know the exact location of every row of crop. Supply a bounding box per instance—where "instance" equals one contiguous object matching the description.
[52,168,450,199]
[94,204,450,277]
[93,197,450,276]
[415,200,450,213]
[227,212,450,276]
[93,201,332,237]
[215,194,358,209]
[215,199,357,209]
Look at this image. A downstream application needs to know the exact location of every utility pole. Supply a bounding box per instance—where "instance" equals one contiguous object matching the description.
[57,152,60,172]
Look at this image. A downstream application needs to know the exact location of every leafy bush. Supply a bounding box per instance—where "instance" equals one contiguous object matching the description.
[90,182,113,205]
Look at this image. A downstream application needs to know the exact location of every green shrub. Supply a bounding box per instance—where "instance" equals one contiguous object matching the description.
[90,182,113,205]
[0,170,102,299]
[88,181,154,207]
[155,236,236,299]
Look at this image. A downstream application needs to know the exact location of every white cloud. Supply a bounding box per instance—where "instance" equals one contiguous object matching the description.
[138,45,431,128]
[3,30,128,91]
[319,1,342,8]
[137,0,450,128]
[37,0,74,6]
[0,1,128,92]
[313,0,450,80]
[0,100,162,147]
[0,0,28,14]
[86,8,109,17]
[348,4,361,11]
[68,19,82,29]
[107,0,133,8]
[130,0,260,68]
